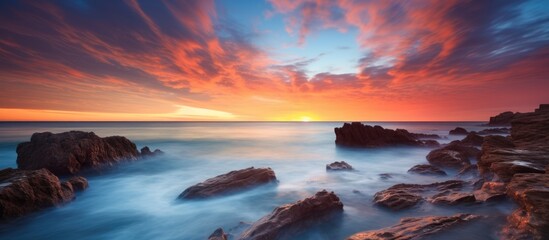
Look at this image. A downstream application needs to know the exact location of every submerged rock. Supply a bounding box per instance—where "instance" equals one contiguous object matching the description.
[407,164,446,176]
[0,168,87,220]
[326,161,353,171]
[449,127,468,135]
[373,180,466,210]
[16,131,141,175]
[334,122,438,147]
[347,214,481,240]
[178,167,277,199]
[503,173,549,240]
[239,190,343,240]
[208,228,228,240]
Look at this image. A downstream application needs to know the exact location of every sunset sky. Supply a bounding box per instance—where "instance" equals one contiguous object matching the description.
[1,0,548,121]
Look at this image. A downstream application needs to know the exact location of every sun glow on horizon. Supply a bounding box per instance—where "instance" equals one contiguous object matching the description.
[300,116,312,122]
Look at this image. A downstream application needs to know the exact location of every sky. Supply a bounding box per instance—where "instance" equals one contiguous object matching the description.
[1,0,548,121]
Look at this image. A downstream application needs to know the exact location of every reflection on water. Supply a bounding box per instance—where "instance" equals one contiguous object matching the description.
[0,122,513,240]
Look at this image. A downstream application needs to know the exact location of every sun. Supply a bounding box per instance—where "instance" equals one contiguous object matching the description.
[300,116,312,122]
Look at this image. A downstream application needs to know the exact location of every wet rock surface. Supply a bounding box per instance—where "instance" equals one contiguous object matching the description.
[347,214,481,240]
[16,131,141,175]
[427,140,480,169]
[373,180,468,210]
[407,164,446,176]
[503,173,549,240]
[208,228,228,240]
[239,190,343,240]
[326,161,353,171]
[178,167,277,199]
[473,182,506,202]
[334,122,438,147]
[0,168,86,220]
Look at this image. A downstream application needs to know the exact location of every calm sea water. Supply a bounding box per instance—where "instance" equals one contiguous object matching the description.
[0,122,514,240]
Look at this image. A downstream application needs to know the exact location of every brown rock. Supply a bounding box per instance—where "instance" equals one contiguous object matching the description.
[0,168,85,220]
[373,180,465,210]
[208,228,228,240]
[178,167,277,199]
[67,176,89,191]
[449,127,468,135]
[461,132,484,146]
[16,131,140,175]
[457,164,479,179]
[334,122,437,147]
[503,173,549,240]
[239,190,343,240]
[473,182,506,202]
[429,191,476,205]
[326,161,353,171]
[407,164,446,176]
[347,214,481,240]
[427,141,480,169]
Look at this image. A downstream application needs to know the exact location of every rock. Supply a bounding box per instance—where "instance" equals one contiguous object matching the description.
[477,128,510,135]
[239,190,343,240]
[326,161,353,171]
[428,191,476,205]
[510,110,549,149]
[534,104,549,113]
[347,214,481,240]
[379,173,392,180]
[407,164,446,176]
[208,228,228,240]
[461,132,484,146]
[449,127,468,135]
[0,168,85,220]
[334,122,438,147]
[490,160,545,182]
[67,176,88,191]
[16,131,140,175]
[426,141,479,169]
[503,173,549,240]
[489,111,518,125]
[178,167,277,199]
[457,164,479,179]
[473,182,506,202]
[400,130,441,139]
[426,149,470,169]
[373,180,466,210]
[140,146,164,157]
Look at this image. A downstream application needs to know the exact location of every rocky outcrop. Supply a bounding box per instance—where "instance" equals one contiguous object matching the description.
[67,176,89,191]
[334,122,439,147]
[407,164,446,176]
[239,190,343,240]
[373,180,468,210]
[140,146,163,157]
[503,173,549,240]
[16,131,142,175]
[449,127,468,135]
[489,111,519,125]
[208,228,228,240]
[178,167,277,199]
[347,214,481,240]
[326,161,353,171]
[428,191,476,205]
[0,168,87,220]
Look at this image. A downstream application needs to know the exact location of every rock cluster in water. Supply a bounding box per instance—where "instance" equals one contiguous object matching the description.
[1,131,162,221]
[326,161,354,171]
[334,122,440,147]
[16,131,162,175]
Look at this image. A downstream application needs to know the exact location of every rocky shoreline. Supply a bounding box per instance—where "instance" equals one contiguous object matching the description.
[1,105,548,239]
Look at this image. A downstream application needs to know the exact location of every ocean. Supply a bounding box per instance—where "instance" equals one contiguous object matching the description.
[0,122,514,239]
